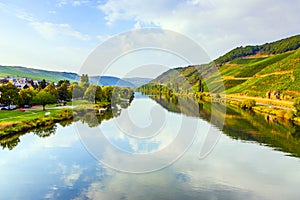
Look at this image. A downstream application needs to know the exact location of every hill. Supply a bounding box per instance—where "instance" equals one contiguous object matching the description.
[0,65,148,88]
[0,65,79,82]
[215,34,300,65]
[140,34,300,99]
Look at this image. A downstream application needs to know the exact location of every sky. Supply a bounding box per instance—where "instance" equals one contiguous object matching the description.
[0,0,299,78]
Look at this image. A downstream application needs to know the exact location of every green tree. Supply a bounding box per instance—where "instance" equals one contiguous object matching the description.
[57,81,71,101]
[95,85,103,102]
[102,86,114,102]
[84,84,97,103]
[79,74,90,91]
[44,82,58,99]
[83,84,102,103]
[72,83,84,99]
[18,87,37,107]
[0,82,19,106]
[38,79,47,90]
[57,80,70,87]
[241,99,256,110]
[32,90,56,111]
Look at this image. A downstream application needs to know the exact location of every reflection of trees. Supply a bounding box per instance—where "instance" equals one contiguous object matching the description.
[74,100,132,128]
[58,120,73,127]
[0,134,21,150]
[150,93,300,158]
[33,124,57,138]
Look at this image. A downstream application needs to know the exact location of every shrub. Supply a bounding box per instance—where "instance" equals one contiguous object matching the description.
[284,110,295,120]
[241,99,256,110]
[294,98,300,116]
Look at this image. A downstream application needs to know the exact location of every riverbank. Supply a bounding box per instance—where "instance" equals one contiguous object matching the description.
[0,108,73,137]
[199,93,300,125]
[0,101,112,137]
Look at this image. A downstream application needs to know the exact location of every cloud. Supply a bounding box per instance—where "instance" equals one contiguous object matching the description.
[98,0,300,59]
[29,21,90,40]
[2,2,90,41]
[56,0,90,7]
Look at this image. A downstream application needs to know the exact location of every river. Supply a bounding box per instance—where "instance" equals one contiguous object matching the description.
[0,93,299,199]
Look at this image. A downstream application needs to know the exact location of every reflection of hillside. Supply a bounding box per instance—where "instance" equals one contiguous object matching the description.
[151,94,300,158]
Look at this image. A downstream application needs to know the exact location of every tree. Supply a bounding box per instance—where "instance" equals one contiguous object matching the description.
[79,74,89,91]
[38,79,47,90]
[57,81,71,101]
[83,84,102,103]
[44,82,58,99]
[95,85,103,102]
[241,99,256,110]
[57,80,70,87]
[72,83,84,99]
[18,87,37,107]
[32,90,56,111]
[102,86,114,102]
[0,82,19,106]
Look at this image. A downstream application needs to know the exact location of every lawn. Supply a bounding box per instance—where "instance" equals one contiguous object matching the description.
[0,109,62,123]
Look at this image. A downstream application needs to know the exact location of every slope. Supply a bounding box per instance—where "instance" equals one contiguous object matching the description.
[139,34,300,99]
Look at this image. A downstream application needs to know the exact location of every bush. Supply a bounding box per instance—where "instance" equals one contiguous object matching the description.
[241,99,256,110]
[284,110,295,120]
[294,98,300,116]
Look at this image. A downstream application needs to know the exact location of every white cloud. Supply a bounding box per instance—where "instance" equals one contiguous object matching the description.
[4,3,90,41]
[56,0,68,7]
[99,0,300,59]
[56,0,90,7]
[29,21,90,41]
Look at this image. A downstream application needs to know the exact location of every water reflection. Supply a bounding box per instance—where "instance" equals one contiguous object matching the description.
[150,94,300,158]
[0,99,132,151]
[0,93,300,200]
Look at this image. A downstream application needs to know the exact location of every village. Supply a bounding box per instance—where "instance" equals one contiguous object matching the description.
[0,76,51,90]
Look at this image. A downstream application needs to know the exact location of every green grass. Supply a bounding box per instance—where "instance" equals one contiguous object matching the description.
[257,49,300,75]
[234,51,294,77]
[0,109,62,123]
[229,57,267,64]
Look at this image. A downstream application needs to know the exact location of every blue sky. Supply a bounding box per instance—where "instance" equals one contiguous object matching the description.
[0,0,299,78]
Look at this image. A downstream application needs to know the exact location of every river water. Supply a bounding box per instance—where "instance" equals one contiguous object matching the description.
[0,93,299,199]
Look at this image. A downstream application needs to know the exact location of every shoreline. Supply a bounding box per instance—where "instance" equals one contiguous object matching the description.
[202,93,300,125]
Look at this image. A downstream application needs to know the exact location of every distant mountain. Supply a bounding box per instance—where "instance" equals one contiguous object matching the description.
[123,77,152,87]
[0,65,147,88]
[140,34,300,98]
[90,76,135,87]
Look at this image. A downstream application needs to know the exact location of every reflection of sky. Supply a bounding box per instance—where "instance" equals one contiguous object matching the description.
[0,96,300,199]
[100,96,184,154]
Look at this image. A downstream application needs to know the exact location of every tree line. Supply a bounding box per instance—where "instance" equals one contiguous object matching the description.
[0,74,134,111]
[215,34,300,65]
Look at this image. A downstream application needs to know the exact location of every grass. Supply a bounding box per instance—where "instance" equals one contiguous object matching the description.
[233,51,294,77]
[0,109,73,136]
[0,109,64,124]
[229,57,267,64]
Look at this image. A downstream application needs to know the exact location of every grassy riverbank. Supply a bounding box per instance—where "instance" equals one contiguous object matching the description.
[199,92,300,125]
[0,99,113,137]
[0,108,73,136]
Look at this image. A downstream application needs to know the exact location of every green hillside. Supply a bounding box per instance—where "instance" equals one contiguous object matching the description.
[0,65,79,82]
[0,65,149,87]
[139,34,300,99]
[215,34,300,65]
